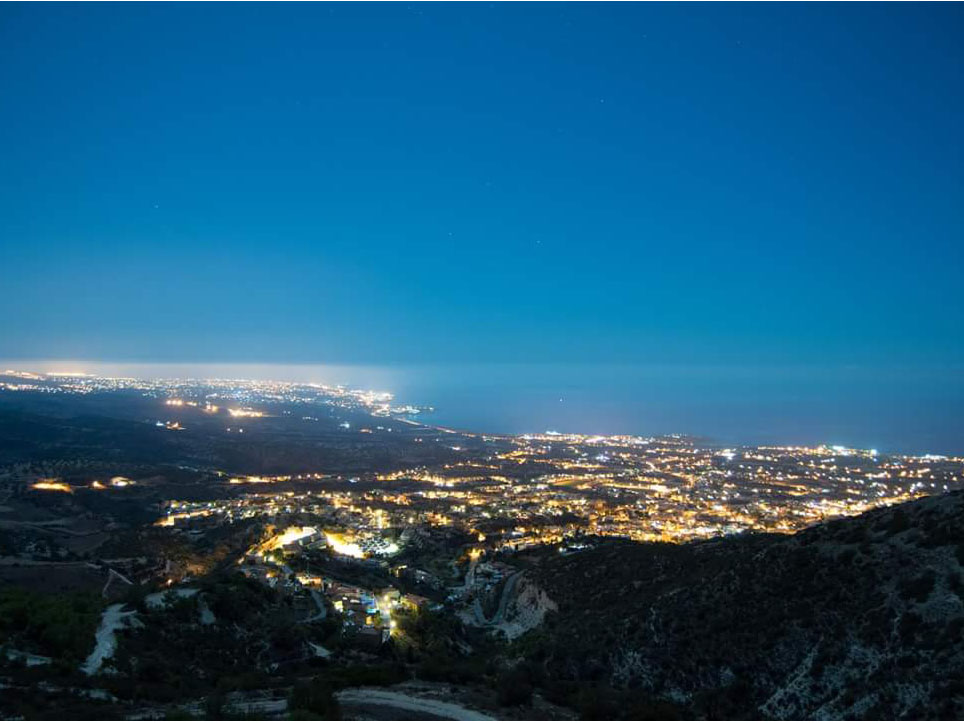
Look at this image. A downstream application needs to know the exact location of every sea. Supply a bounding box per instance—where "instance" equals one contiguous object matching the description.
[3,360,963,456]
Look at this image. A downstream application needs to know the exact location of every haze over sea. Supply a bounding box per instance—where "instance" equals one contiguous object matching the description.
[4,360,963,456]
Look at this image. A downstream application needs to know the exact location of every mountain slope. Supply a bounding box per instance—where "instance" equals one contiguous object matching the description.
[526,492,964,719]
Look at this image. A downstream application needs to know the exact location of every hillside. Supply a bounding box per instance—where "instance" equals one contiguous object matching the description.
[521,492,964,719]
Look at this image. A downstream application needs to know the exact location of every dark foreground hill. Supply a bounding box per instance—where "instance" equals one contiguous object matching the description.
[523,492,964,719]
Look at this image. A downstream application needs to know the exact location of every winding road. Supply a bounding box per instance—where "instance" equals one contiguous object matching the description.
[472,571,522,626]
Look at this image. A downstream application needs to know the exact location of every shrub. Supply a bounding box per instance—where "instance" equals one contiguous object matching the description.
[288,676,340,720]
[496,667,533,707]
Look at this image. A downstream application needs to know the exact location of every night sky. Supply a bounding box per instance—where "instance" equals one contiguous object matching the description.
[2,2,962,367]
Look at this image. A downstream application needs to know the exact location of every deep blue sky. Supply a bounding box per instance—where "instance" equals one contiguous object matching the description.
[1,2,962,366]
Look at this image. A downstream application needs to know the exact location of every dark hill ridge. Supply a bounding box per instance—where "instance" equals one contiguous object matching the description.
[526,491,964,719]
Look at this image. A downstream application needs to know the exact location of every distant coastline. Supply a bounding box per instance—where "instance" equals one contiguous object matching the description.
[2,360,963,456]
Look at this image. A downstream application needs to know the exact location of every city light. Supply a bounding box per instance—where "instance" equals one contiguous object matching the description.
[31,480,72,493]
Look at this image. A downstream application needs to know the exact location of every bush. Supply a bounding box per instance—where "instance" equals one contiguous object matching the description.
[289,676,340,719]
[886,510,911,534]
[496,667,533,707]
[899,571,936,603]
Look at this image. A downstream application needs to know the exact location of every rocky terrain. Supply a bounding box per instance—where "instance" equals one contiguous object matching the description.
[522,491,964,719]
